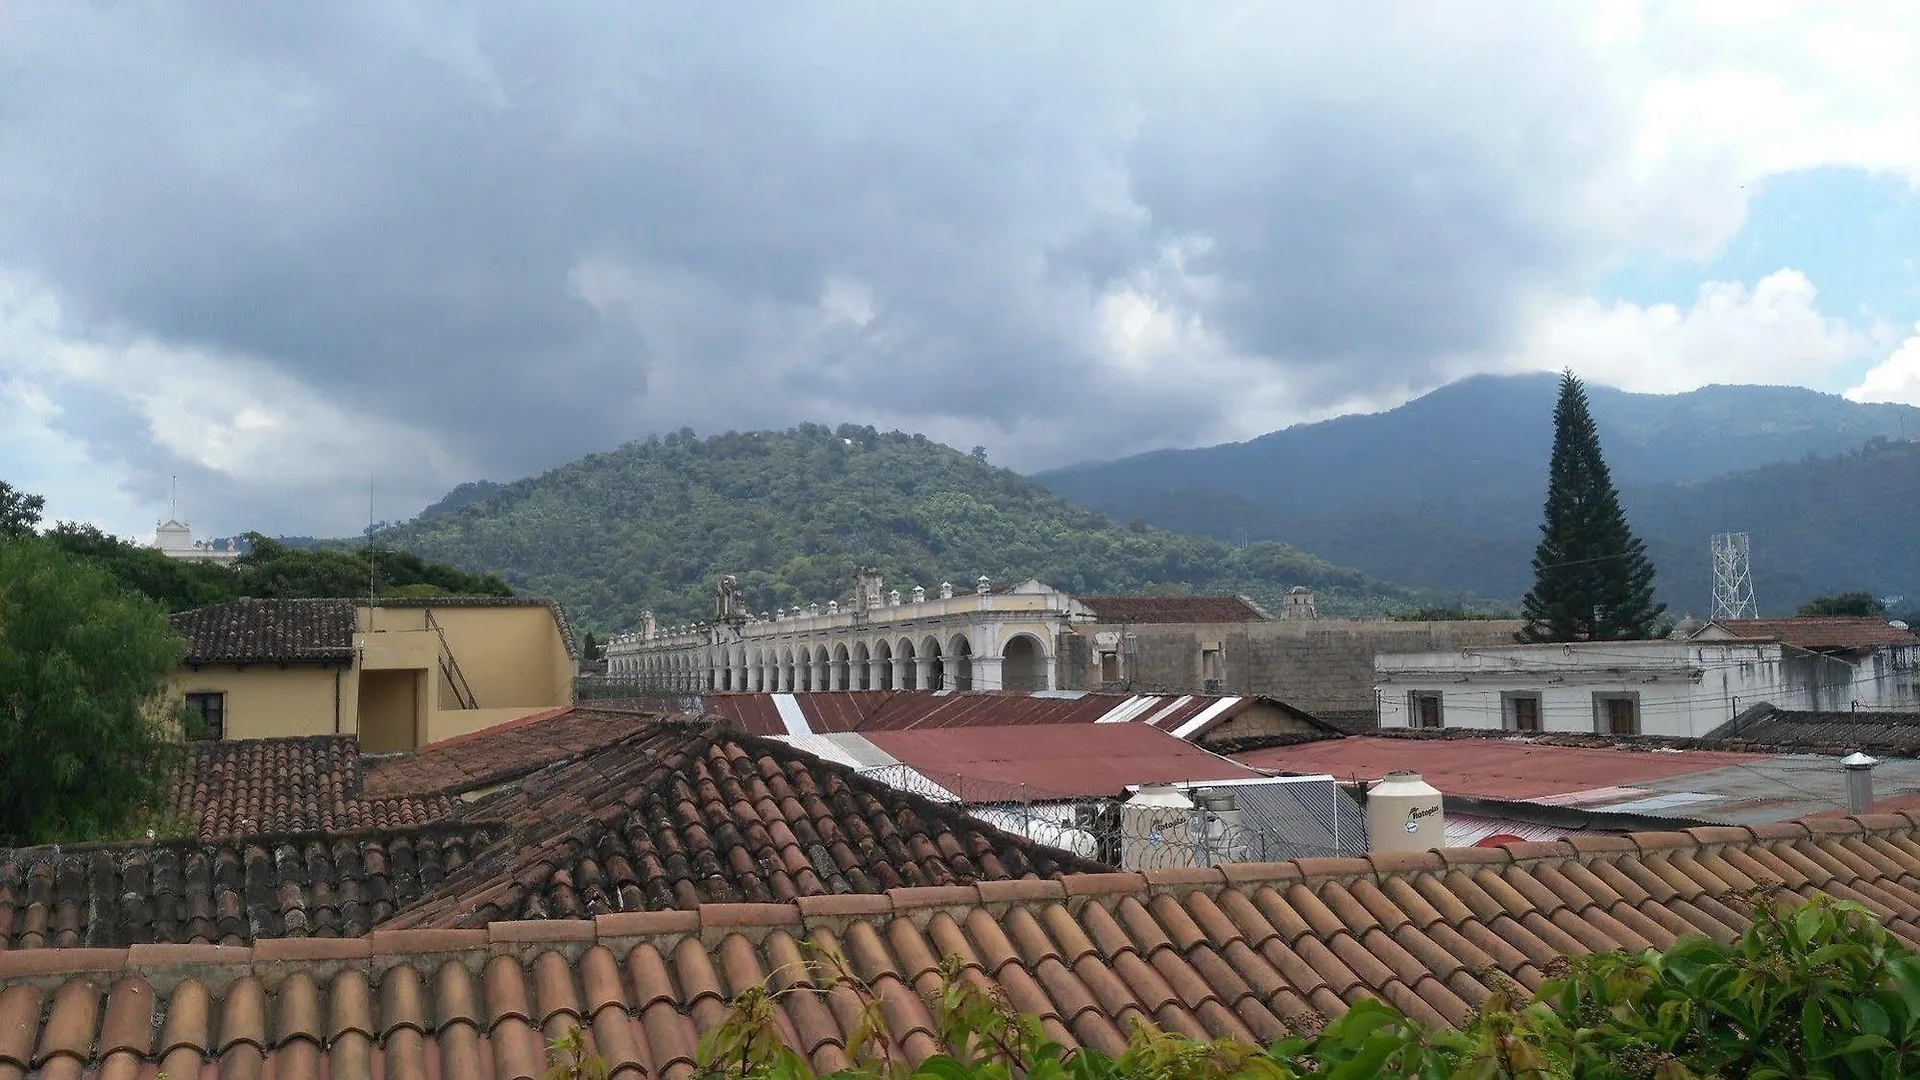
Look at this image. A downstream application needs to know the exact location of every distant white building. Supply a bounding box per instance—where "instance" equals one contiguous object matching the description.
[1376,617,1920,738]
[153,519,241,565]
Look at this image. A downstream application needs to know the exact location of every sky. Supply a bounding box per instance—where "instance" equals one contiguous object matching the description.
[3,2,1920,540]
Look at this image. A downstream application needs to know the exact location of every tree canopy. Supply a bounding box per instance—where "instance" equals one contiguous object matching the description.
[0,537,186,844]
[1799,591,1889,618]
[1519,372,1667,642]
[0,479,44,541]
[375,424,1468,631]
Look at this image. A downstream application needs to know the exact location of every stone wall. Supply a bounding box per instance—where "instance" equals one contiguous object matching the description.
[1063,618,1525,726]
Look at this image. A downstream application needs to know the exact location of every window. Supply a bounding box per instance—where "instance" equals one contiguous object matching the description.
[1201,643,1224,692]
[1409,691,1443,729]
[1099,651,1121,685]
[1505,693,1542,733]
[185,692,225,741]
[1594,693,1639,736]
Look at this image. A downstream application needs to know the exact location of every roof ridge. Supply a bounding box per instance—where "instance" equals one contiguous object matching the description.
[9,812,1918,984]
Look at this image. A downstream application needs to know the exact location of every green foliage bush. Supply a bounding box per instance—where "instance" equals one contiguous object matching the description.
[376,425,1451,630]
[627,895,1920,1080]
[0,537,188,844]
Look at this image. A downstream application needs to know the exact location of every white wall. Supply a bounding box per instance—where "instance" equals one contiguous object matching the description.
[1374,640,1856,738]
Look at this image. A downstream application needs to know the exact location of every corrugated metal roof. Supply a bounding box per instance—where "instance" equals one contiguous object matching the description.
[860,724,1262,800]
[699,691,1291,741]
[1707,617,1919,650]
[1232,736,1770,801]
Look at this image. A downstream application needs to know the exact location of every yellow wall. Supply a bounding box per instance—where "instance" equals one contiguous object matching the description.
[359,668,424,753]
[175,602,574,747]
[168,664,356,740]
[360,604,574,708]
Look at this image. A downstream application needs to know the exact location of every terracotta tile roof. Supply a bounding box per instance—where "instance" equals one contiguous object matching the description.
[9,816,1920,1078]
[1077,594,1269,623]
[171,736,456,841]
[0,824,500,949]
[1710,616,1920,650]
[362,706,658,799]
[383,722,1112,927]
[168,598,357,665]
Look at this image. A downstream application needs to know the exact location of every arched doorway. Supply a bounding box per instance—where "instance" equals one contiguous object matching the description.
[1002,634,1047,691]
[852,642,871,689]
[813,645,831,691]
[948,634,974,691]
[832,644,851,690]
[874,640,893,690]
[896,638,917,691]
[921,636,945,690]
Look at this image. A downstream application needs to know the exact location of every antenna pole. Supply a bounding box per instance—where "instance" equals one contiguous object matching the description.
[170,475,178,521]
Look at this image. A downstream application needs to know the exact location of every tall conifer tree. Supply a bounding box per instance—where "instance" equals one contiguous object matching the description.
[1518,372,1666,642]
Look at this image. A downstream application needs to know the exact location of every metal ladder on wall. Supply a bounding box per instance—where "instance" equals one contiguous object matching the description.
[424,609,480,709]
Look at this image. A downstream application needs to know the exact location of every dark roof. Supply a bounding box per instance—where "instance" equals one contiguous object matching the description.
[1076,594,1268,623]
[1704,705,1920,754]
[10,815,1920,1078]
[168,598,356,665]
[171,735,455,841]
[0,824,499,949]
[1709,617,1920,650]
[362,705,659,799]
[382,722,1111,927]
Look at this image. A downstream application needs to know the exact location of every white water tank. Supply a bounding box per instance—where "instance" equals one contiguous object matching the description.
[1366,771,1445,853]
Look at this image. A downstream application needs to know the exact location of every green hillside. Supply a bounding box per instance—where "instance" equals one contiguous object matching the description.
[375,424,1462,630]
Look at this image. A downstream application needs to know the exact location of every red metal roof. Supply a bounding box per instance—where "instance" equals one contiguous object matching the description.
[861,723,1263,798]
[1233,736,1768,802]
[699,691,1280,739]
[1711,617,1919,650]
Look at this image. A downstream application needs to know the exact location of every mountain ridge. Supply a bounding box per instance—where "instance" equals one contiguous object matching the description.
[371,424,1470,630]
[1036,375,1920,615]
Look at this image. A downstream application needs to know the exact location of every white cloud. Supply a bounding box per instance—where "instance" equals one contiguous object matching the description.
[1847,323,1920,406]
[1506,269,1876,393]
[0,273,468,537]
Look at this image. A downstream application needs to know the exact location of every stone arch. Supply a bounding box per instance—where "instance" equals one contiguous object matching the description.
[920,635,945,690]
[812,645,831,691]
[896,638,918,691]
[947,633,974,692]
[781,647,796,692]
[874,639,894,690]
[832,643,851,691]
[852,641,871,690]
[748,647,764,692]
[1001,633,1048,691]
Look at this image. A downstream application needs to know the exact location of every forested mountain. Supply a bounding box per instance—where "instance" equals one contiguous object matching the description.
[1036,376,1920,616]
[374,425,1460,631]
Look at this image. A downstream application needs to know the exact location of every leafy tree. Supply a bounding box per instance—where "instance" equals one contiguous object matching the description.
[0,537,187,844]
[1518,372,1667,642]
[580,630,604,661]
[1798,591,1888,618]
[0,479,44,540]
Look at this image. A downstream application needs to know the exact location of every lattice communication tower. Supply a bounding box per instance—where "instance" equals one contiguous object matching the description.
[1710,531,1758,620]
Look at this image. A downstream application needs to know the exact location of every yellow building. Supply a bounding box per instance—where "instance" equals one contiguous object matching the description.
[168,596,577,750]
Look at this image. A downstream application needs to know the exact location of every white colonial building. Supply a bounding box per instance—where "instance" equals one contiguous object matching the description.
[604,571,1076,693]
[153,518,242,565]
[1376,617,1920,738]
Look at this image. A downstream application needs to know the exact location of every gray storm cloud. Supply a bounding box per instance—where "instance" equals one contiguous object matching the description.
[0,1,1631,535]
